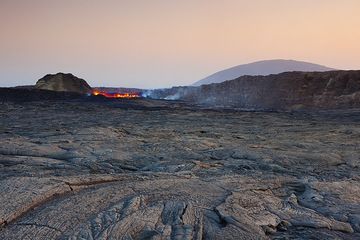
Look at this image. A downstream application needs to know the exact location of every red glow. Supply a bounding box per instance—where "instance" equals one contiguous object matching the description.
[92,90,140,98]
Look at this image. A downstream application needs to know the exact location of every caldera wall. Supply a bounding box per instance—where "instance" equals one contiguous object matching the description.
[150,71,360,110]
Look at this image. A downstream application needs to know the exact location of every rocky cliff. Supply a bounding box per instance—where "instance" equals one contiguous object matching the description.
[151,71,360,110]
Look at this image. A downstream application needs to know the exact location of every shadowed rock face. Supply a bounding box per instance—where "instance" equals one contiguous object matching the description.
[0,99,359,239]
[150,70,360,110]
[35,73,92,94]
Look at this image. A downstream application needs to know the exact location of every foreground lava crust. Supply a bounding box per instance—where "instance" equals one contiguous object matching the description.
[0,99,359,240]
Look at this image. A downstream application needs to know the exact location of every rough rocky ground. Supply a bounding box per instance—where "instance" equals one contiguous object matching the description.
[0,98,359,239]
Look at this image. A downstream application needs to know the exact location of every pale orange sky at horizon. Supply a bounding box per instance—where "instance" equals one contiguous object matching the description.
[1,0,360,88]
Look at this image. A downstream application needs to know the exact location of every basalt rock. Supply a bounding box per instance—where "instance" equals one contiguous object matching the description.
[0,99,359,239]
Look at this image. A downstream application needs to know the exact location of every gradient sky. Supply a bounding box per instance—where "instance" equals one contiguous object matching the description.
[1,0,360,88]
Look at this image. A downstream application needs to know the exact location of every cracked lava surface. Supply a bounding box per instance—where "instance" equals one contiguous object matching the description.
[0,99,359,239]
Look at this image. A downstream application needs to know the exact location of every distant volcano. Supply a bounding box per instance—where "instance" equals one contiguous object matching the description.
[193,59,335,86]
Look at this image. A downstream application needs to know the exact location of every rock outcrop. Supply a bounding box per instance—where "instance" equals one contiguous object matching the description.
[35,73,92,94]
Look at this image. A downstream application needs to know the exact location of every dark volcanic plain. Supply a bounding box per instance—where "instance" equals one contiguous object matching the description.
[0,96,360,240]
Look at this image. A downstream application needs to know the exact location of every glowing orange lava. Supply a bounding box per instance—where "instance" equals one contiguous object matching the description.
[92,90,140,99]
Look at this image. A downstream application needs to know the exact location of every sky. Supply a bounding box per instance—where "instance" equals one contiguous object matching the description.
[1,0,360,89]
